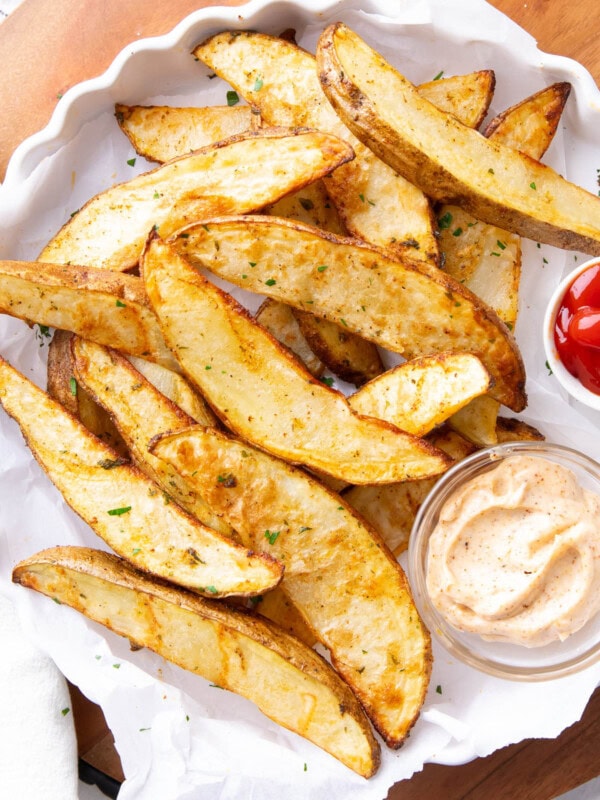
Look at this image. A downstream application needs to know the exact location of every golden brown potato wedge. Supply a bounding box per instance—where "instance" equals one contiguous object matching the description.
[39,128,354,271]
[418,70,495,129]
[71,337,234,537]
[150,424,432,748]
[348,353,491,436]
[344,426,478,556]
[0,260,177,370]
[170,216,526,411]
[13,546,379,777]
[292,308,384,386]
[447,394,500,446]
[115,104,257,162]
[47,330,129,457]
[495,415,545,442]
[0,355,281,597]
[255,298,324,378]
[266,178,346,235]
[483,81,571,153]
[253,590,318,649]
[124,355,217,426]
[142,235,451,484]
[193,30,439,265]
[317,23,600,255]
[438,209,521,328]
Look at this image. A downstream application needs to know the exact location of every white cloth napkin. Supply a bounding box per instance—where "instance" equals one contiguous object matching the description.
[0,593,79,799]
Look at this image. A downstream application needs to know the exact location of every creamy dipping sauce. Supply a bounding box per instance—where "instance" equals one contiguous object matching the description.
[426,455,600,647]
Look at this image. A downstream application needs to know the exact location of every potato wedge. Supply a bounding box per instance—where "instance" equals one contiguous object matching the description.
[39,128,354,271]
[142,235,450,484]
[253,590,318,649]
[150,425,432,748]
[193,31,439,265]
[418,70,495,129]
[292,308,384,386]
[13,546,379,777]
[115,104,256,163]
[438,208,521,328]
[0,259,177,370]
[71,337,234,537]
[47,330,129,456]
[317,23,600,255]
[267,177,346,235]
[0,355,281,597]
[255,298,324,377]
[170,216,526,411]
[344,427,477,556]
[348,353,491,436]
[124,355,217,426]
[447,394,500,446]
[495,415,545,442]
[483,81,571,154]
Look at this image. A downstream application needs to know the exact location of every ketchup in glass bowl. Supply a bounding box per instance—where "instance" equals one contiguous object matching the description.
[544,257,600,410]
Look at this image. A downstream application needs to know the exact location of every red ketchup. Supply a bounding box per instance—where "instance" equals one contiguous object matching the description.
[554,262,600,394]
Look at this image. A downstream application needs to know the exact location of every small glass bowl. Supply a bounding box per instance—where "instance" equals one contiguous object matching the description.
[543,256,600,411]
[407,441,600,681]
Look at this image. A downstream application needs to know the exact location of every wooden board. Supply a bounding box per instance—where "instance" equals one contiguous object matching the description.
[0,1,599,797]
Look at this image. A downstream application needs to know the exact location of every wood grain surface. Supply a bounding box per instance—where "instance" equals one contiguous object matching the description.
[1,1,599,798]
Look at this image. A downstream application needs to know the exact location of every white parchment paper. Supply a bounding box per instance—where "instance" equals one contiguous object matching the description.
[1,1,600,797]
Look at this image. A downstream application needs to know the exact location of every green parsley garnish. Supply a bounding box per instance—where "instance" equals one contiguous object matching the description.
[496,240,507,250]
[452,227,463,237]
[115,299,126,307]
[226,90,239,106]
[253,75,264,91]
[97,457,126,470]
[61,707,70,716]
[530,181,537,190]
[320,376,334,387]
[127,158,136,167]
[436,684,442,694]
[264,529,280,545]
[265,278,276,286]
[437,211,452,229]
[69,376,77,396]
[317,265,328,272]
[433,70,444,80]
[107,506,132,516]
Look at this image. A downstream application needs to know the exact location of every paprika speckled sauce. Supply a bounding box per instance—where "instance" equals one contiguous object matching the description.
[554,261,600,394]
[425,455,600,647]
